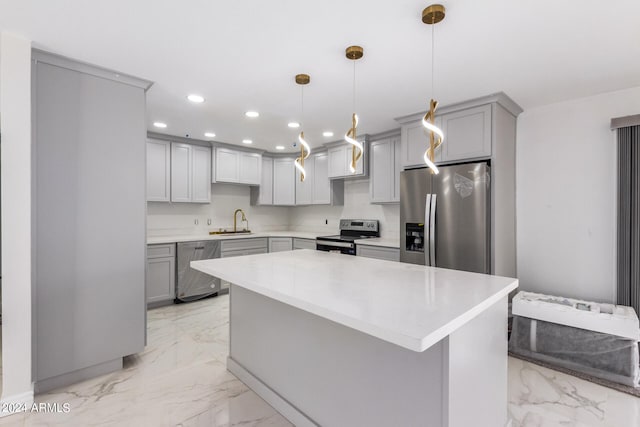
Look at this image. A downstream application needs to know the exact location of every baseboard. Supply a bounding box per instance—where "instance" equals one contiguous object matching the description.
[35,358,122,394]
[0,389,34,417]
[227,357,318,427]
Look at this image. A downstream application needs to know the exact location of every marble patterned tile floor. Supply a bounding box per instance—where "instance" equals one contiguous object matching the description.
[1,294,639,426]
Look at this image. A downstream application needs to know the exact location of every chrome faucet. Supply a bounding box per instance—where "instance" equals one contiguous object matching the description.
[233,209,248,232]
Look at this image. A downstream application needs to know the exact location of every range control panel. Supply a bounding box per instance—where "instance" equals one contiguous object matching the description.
[339,219,379,233]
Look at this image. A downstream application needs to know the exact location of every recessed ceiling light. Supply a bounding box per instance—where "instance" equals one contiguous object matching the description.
[242,139,253,144]
[187,94,205,103]
[288,122,300,128]
[275,145,285,150]
[245,111,260,118]
[204,132,216,138]
[323,131,334,137]
[153,122,167,128]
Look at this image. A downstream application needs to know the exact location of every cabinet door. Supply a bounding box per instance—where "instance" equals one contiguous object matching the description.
[269,237,293,252]
[313,152,330,204]
[369,139,393,203]
[293,238,316,250]
[239,152,262,184]
[146,257,175,303]
[441,104,492,162]
[147,139,171,202]
[392,138,401,202]
[356,245,400,262]
[273,158,296,205]
[327,146,346,178]
[191,145,211,203]
[295,156,314,205]
[401,118,443,168]
[344,144,364,175]
[258,157,274,205]
[171,143,192,202]
[215,148,240,182]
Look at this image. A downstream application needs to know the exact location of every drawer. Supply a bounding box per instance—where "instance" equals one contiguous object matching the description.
[147,243,175,259]
[221,237,268,252]
[221,247,268,258]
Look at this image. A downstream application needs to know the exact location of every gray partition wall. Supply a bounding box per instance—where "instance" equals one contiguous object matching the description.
[32,50,152,391]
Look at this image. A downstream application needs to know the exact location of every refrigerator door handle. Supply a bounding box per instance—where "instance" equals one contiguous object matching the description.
[425,194,432,266]
[429,194,437,266]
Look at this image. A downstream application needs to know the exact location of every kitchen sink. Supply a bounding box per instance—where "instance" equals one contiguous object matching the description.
[209,230,252,235]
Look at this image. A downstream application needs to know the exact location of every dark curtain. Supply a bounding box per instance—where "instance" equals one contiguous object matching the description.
[617,125,640,315]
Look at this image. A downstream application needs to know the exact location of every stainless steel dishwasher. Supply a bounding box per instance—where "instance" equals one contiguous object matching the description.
[176,241,221,302]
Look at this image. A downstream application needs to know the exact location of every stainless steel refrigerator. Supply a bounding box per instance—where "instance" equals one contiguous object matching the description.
[400,162,491,274]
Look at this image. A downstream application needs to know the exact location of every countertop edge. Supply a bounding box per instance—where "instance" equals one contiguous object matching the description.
[191,256,518,353]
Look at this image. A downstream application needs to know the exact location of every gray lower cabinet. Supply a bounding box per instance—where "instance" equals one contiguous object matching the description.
[269,237,293,252]
[146,244,176,306]
[293,238,316,250]
[356,245,400,262]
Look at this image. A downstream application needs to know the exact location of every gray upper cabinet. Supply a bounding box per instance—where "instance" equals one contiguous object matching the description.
[440,104,492,162]
[398,103,492,168]
[296,152,344,206]
[213,147,261,185]
[370,137,401,204]
[400,117,442,169]
[192,145,212,202]
[327,138,368,179]
[312,152,332,205]
[147,139,171,202]
[171,142,211,203]
[273,157,296,205]
[251,156,274,205]
[171,143,192,202]
[214,147,239,182]
[295,155,314,205]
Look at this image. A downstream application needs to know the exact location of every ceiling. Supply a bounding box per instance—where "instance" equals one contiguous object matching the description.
[1,0,639,153]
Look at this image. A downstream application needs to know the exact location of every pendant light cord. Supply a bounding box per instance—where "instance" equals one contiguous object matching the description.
[431,23,435,100]
[300,85,304,127]
[353,60,356,113]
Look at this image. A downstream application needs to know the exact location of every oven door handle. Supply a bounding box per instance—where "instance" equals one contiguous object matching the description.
[316,240,354,249]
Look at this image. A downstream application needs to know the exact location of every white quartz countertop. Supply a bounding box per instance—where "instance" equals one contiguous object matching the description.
[354,237,400,249]
[147,231,322,245]
[191,250,518,352]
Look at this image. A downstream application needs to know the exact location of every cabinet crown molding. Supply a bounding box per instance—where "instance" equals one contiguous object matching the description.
[394,92,523,125]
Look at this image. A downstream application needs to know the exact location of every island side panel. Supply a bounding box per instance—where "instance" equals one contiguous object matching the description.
[444,296,509,427]
[229,285,446,427]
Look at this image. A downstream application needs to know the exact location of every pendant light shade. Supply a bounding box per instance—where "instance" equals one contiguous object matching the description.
[294,74,311,181]
[344,45,364,174]
[421,4,446,175]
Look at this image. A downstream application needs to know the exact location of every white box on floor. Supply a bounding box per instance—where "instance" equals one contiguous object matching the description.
[512,291,640,340]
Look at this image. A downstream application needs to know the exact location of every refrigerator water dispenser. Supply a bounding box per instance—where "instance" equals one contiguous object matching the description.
[405,223,425,252]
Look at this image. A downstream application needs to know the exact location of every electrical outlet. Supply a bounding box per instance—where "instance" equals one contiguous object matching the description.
[207,218,212,226]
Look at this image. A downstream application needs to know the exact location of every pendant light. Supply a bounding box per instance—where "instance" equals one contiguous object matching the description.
[294,73,311,181]
[344,45,364,174]
[422,4,446,175]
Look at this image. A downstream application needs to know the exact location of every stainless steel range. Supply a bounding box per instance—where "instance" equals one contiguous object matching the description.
[316,219,380,255]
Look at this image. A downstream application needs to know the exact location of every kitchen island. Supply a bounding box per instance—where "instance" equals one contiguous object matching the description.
[191,250,518,427]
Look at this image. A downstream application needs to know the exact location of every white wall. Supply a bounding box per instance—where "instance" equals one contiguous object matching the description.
[147,183,291,236]
[289,180,400,238]
[516,86,640,303]
[0,32,34,410]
